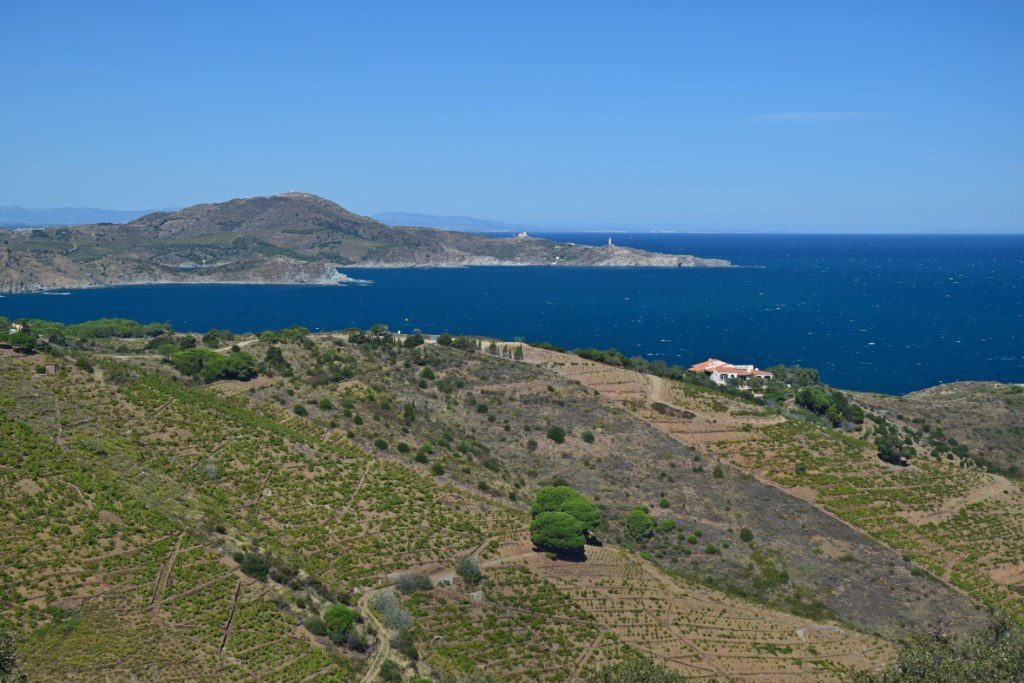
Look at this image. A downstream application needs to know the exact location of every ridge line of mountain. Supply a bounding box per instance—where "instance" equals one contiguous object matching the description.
[0,192,730,292]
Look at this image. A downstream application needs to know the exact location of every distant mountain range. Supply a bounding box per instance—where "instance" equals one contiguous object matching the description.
[0,192,729,292]
[0,206,165,228]
[6,205,1014,234]
[372,211,523,233]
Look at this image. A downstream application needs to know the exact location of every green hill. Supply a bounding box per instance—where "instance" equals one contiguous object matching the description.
[2,318,1019,681]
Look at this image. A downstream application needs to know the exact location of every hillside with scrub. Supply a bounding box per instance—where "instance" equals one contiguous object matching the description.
[850,382,1024,477]
[0,193,728,293]
[1,316,1022,681]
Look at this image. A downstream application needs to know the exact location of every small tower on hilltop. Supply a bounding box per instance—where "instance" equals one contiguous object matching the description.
[607,236,613,247]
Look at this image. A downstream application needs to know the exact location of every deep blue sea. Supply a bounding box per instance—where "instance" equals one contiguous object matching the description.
[3,233,1023,394]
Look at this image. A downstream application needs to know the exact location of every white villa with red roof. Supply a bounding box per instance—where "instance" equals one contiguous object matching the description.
[688,358,773,386]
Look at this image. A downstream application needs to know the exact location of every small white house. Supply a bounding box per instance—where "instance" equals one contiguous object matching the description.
[689,358,773,386]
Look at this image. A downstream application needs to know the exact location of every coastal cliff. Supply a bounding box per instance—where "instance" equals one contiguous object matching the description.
[0,192,729,292]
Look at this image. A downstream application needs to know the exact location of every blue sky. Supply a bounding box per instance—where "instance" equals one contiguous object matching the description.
[1,1,1022,231]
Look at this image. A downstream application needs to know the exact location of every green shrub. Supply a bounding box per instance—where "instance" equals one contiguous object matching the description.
[624,506,656,543]
[581,430,595,443]
[395,572,432,594]
[456,557,483,585]
[370,592,412,630]
[322,604,355,643]
[546,425,566,444]
[262,345,292,375]
[239,552,269,580]
[740,528,754,543]
[66,318,170,339]
[379,659,402,683]
[391,628,419,661]
[530,511,585,554]
[531,486,602,533]
[588,655,687,682]
[202,327,234,348]
[304,615,328,637]
[862,617,1024,682]
[0,630,26,682]
[171,348,257,382]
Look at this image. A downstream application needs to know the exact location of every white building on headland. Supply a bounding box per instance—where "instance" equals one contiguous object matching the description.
[689,358,773,386]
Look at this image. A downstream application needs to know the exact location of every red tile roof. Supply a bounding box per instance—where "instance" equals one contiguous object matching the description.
[688,358,726,372]
[689,358,773,378]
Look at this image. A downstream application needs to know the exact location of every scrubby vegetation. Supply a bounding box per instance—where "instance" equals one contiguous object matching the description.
[859,619,1024,682]
[3,317,1020,680]
[0,630,26,683]
[795,385,865,427]
[588,655,688,682]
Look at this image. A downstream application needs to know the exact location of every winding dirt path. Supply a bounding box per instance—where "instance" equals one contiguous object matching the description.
[357,587,389,683]
[215,339,258,354]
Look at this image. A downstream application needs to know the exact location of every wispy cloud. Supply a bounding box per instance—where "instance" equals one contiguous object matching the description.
[750,112,885,122]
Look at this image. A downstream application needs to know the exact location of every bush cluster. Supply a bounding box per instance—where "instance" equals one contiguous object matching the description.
[171,348,257,383]
[529,485,602,555]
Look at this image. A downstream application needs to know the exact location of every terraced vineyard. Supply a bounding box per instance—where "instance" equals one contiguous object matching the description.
[534,546,890,680]
[727,420,1024,615]
[3,323,1021,680]
[0,350,522,680]
[0,402,350,681]
[407,540,890,681]
[527,346,1024,619]
[410,561,610,681]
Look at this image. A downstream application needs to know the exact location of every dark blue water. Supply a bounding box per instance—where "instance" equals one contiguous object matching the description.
[3,234,1022,394]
